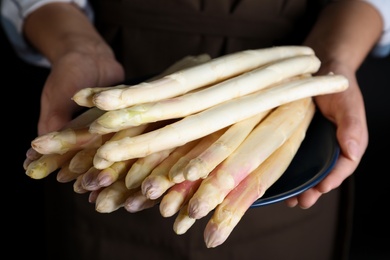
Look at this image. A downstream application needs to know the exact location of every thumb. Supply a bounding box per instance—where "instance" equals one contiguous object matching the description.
[37,100,80,135]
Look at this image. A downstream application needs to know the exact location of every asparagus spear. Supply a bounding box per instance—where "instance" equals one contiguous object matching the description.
[72,85,127,108]
[31,127,105,155]
[25,147,42,162]
[80,166,103,191]
[124,190,160,213]
[26,150,78,179]
[56,161,82,183]
[168,128,227,183]
[68,147,97,174]
[73,174,89,194]
[96,158,137,187]
[173,204,197,235]
[91,46,315,111]
[93,55,319,131]
[94,74,348,164]
[65,107,106,128]
[204,99,315,248]
[140,140,200,200]
[187,98,313,219]
[183,111,270,181]
[125,148,175,189]
[24,107,104,170]
[23,148,42,170]
[88,188,102,204]
[159,179,203,218]
[72,54,212,107]
[95,180,137,213]
[93,124,149,169]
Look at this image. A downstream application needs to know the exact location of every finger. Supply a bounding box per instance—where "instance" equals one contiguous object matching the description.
[38,99,81,135]
[295,188,322,209]
[334,103,368,164]
[316,154,356,194]
[284,197,298,208]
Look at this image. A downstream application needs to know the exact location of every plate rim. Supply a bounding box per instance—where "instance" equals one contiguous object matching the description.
[250,112,340,208]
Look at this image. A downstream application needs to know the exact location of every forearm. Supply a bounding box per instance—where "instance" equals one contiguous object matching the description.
[23,2,113,64]
[304,0,383,71]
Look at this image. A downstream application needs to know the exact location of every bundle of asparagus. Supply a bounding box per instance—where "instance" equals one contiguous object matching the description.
[24,46,348,248]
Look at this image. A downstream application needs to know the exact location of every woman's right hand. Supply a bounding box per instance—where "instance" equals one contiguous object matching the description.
[21,2,125,135]
[37,45,124,135]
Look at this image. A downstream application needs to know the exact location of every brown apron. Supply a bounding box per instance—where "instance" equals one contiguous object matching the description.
[90,0,327,79]
[44,1,354,259]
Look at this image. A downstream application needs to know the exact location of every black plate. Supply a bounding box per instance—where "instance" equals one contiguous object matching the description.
[250,110,339,208]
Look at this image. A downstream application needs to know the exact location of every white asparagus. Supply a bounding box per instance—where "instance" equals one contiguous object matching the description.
[31,127,104,155]
[187,98,313,219]
[26,150,78,179]
[56,161,82,183]
[72,54,211,107]
[168,128,227,183]
[183,111,270,181]
[72,85,127,108]
[24,107,103,170]
[81,166,103,191]
[95,180,137,213]
[88,189,102,204]
[88,121,122,135]
[66,107,106,128]
[93,124,149,169]
[23,148,42,170]
[147,54,212,80]
[125,148,175,189]
[95,55,319,130]
[159,179,202,218]
[68,147,97,174]
[73,175,89,194]
[25,147,42,161]
[141,140,200,200]
[124,190,160,213]
[97,159,137,187]
[204,100,315,248]
[91,46,315,110]
[173,204,196,235]
[94,74,348,163]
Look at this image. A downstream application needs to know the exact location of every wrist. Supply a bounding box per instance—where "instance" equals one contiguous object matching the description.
[304,0,383,71]
[23,2,112,64]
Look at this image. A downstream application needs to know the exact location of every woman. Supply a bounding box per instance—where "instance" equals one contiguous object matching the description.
[2,0,388,259]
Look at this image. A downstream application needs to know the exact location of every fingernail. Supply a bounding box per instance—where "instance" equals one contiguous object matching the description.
[347,141,359,161]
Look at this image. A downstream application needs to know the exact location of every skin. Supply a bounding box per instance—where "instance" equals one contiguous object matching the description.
[289,0,382,208]
[23,0,382,208]
[23,3,125,134]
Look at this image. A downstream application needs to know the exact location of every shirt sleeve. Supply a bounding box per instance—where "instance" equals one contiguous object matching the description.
[1,0,93,67]
[362,0,390,57]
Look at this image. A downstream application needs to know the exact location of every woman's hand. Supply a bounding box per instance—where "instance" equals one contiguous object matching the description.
[21,2,125,135]
[284,0,381,209]
[37,47,124,135]
[285,61,368,208]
